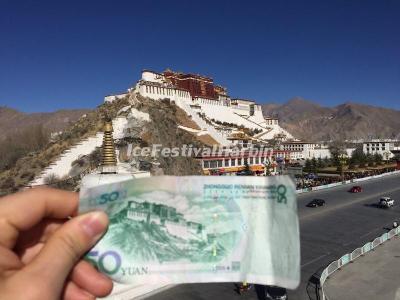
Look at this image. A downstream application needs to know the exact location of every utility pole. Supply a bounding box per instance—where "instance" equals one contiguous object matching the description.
[339,153,346,182]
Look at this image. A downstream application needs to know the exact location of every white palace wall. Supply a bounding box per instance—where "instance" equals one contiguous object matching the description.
[137,83,191,102]
[137,83,274,131]
[104,93,128,103]
[134,79,293,141]
[142,71,165,83]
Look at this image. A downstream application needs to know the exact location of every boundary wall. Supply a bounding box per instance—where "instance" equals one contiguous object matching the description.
[296,170,400,194]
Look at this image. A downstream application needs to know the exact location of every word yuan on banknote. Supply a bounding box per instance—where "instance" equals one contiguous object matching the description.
[79,175,300,289]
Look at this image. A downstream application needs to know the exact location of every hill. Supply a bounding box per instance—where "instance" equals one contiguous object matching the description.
[0,94,205,195]
[0,106,91,140]
[262,98,400,141]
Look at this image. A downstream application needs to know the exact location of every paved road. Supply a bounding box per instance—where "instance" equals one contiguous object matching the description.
[147,173,400,300]
[324,235,400,300]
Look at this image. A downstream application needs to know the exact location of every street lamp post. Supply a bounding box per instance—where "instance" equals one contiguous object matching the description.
[339,153,346,182]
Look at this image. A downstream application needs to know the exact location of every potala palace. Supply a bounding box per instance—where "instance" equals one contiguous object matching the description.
[106,69,293,145]
[29,68,337,185]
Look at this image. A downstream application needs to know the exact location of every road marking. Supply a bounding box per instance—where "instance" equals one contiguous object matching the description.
[301,253,330,267]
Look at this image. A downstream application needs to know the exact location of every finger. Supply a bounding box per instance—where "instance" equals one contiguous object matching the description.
[0,187,78,248]
[24,211,108,296]
[71,260,113,297]
[0,246,23,273]
[16,219,64,252]
[18,242,44,265]
[63,281,95,300]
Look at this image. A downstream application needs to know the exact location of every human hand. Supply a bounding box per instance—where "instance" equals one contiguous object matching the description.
[0,187,113,300]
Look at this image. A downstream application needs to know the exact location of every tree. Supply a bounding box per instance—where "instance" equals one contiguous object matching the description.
[317,157,325,169]
[267,138,281,150]
[393,153,400,162]
[329,141,347,168]
[304,159,312,172]
[337,163,343,173]
[350,146,366,167]
[0,124,49,173]
[366,153,375,167]
[373,153,383,165]
[311,157,317,173]
[264,158,273,176]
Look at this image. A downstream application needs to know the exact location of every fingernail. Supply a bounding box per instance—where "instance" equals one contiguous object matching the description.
[80,211,109,242]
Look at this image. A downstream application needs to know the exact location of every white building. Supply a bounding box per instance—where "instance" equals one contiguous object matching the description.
[288,150,306,161]
[104,92,128,103]
[264,117,279,126]
[362,140,398,160]
[281,142,317,159]
[281,142,332,160]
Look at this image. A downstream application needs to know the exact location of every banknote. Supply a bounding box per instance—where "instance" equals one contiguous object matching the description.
[79,175,300,289]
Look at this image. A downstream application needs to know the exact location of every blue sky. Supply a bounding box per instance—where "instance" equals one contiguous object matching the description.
[0,0,399,112]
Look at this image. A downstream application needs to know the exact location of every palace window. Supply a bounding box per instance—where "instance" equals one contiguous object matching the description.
[224,159,229,167]
[249,157,254,165]
[217,160,223,167]
[203,161,210,168]
[210,160,218,168]
[231,159,236,166]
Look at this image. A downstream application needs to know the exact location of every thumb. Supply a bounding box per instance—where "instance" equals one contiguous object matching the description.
[27,211,108,287]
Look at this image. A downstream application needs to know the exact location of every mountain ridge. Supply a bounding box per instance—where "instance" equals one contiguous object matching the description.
[0,106,91,140]
[261,98,400,141]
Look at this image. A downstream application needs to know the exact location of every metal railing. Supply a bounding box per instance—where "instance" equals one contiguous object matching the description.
[320,227,400,300]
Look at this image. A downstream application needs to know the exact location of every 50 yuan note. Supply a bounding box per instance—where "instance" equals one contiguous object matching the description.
[79,175,300,289]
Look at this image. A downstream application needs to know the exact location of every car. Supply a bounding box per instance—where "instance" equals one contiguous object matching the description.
[236,170,254,176]
[306,199,325,208]
[349,186,362,193]
[379,197,394,208]
[266,286,288,300]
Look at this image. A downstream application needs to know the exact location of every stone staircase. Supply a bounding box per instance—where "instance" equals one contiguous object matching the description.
[30,116,129,186]
[175,99,228,145]
[30,133,104,186]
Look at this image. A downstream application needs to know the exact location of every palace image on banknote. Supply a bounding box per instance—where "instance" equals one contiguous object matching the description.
[126,200,207,241]
[101,195,240,264]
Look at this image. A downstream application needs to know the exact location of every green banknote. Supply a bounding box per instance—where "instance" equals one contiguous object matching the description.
[79,175,300,289]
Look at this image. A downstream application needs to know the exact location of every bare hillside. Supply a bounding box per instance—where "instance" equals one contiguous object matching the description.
[0,106,91,140]
[262,98,400,141]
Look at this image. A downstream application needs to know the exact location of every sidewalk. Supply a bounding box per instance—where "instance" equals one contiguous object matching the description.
[324,235,400,300]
